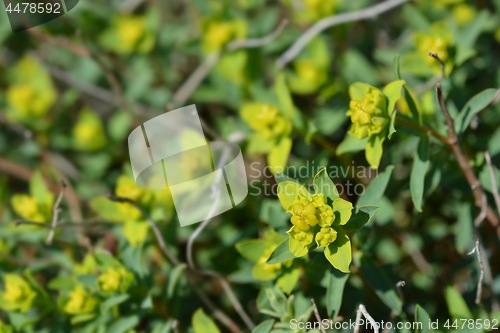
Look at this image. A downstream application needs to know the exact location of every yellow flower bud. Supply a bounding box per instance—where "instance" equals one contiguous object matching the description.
[346,88,387,139]
[315,227,338,248]
[73,108,106,152]
[11,194,46,222]
[240,103,291,141]
[257,248,282,274]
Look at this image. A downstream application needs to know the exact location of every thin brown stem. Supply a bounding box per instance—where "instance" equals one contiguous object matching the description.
[46,181,67,245]
[469,240,488,316]
[428,53,445,78]
[311,299,326,333]
[436,83,500,235]
[395,117,449,145]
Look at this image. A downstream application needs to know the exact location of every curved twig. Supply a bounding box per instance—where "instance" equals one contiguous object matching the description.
[173,19,289,106]
[275,0,410,69]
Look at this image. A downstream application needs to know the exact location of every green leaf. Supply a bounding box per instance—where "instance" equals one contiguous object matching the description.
[101,294,130,313]
[167,264,187,298]
[403,85,422,124]
[410,135,430,212]
[236,239,267,262]
[252,319,275,333]
[454,203,474,254]
[267,238,298,265]
[89,197,127,222]
[324,228,351,273]
[415,305,432,333]
[456,11,488,48]
[337,135,369,155]
[192,308,221,333]
[29,171,52,207]
[277,266,300,295]
[365,134,385,169]
[108,316,140,333]
[445,285,473,320]
[123,220,149,247]
[326,269,349,319]
[313,168,339,200]
[454,88,499,134]
[392,54,401,80]
[275,73,295,121]
[331,199,353,226]
[388,109,397,139]
[402,4,431,32]
[383,79,405,119]
[265,287,288,318]
[70,314,96,325]
[343,206,380,231]
[268,136,292,174]
[357,165,394,207]
[359,255,402,314]
[277,181,311,212]
[76,274,97,289]
[348,82,374,101]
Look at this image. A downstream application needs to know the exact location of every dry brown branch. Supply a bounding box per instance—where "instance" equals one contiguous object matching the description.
[311,298,326,333]
[435,83,500,236]
[46,180,67,245]
[428,52,445,78]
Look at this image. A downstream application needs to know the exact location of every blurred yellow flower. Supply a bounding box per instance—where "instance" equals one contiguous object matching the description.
[73,108,106,152]
[99,15,155,54]
[202,20,247,53]
[0,275,36,313]
[452,4,476,26]
[11,194,52,223]
[64,286,98,315]
[241,103,291,141]
[115,175,152,220]
[5,57,56,124]
[97,267,134,293]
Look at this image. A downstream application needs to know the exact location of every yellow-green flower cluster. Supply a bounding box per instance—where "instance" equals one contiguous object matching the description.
[11,172,54,223]
[99,15,155,54]
[287,193,352,252]
[241,103,291,141]
[346,87,387,140]
[97,267,134,294]
[4,56,56,125]
[11,194,52,223]
[0,275,36,313]
[64,286,99,315]
[72,108,106,152]
[201,20,247,54]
